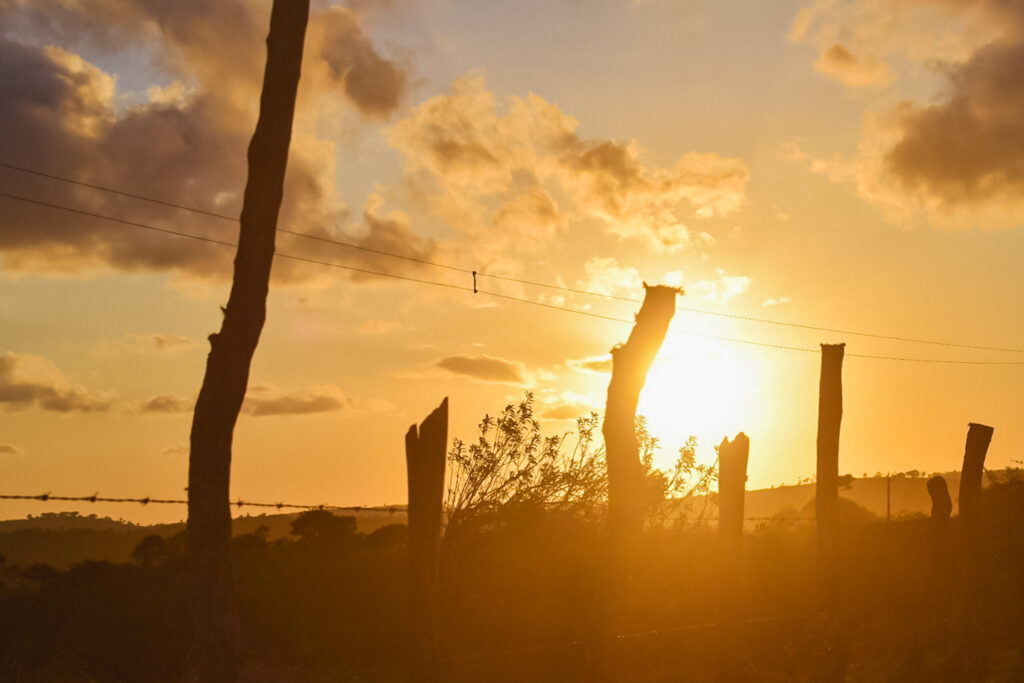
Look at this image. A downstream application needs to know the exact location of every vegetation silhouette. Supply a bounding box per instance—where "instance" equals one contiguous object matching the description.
[1,400,1022,681]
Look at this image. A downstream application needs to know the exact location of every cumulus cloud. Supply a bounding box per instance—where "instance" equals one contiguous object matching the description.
[790,0,1024,228]
[319,6,406,117]
[537,390,602,420]
[432,354,527,384]
[815,43,892,87]
[690,272,751,304]
[386,75,748,254]
[135,394,193,415]
[0,352,113,413]
[242,383,391,417]
[577,257,642,297]
[0,0,424,279]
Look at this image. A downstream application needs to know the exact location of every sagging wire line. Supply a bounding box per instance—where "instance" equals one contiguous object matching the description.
[1,191,1023,365]
[0,192,475,294]
[0,492,401,512]
[3,159,1022,355]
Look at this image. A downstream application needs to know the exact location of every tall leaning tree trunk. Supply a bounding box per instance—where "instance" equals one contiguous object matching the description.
[591,284,677,683]
[186,3,309,681]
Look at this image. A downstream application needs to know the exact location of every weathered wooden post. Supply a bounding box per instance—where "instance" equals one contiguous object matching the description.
[956,423,994,682]
[958,423,993,527]
[815,343,845,682]
[816,343,844,610]
[718,432,749,682]
[186,3,308,681]
[926,475,952,565]
[405,398,448,683]
[593,283,678,682]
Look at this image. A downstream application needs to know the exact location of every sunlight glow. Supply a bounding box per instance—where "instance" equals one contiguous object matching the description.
[637,336,757,469]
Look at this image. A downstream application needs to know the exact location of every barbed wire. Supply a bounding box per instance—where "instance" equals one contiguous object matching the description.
[0,493,402,513]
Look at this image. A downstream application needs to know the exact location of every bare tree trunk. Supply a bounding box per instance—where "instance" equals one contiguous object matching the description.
[592,284,677,683]
[185,3,308,681]
[406,398,448,683]
[718,433,749,682]
[814,343,845,683]
[603,284,678,540]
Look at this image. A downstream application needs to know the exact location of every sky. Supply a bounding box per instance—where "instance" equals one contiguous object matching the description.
[0,0,1021,524]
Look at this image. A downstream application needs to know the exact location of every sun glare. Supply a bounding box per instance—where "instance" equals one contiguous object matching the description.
[637,337,756,469]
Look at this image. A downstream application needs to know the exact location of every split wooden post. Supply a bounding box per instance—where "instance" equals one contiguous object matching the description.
[185,3,308,681]
[594,283,678,682]
[718,432,750,682]
[405,398,448,683]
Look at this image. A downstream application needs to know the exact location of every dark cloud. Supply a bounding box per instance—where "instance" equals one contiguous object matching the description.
[0,444,24,456]
[136,394,193,414]
[886,41,1024,210]
[242,384,390,417]
[320,6,407,117]
[433,355,526,383]
[0,1,429,280]
[0,352,113,413]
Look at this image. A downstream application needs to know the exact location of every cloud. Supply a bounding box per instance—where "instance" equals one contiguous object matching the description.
[789,0,1024,228]
[690,272,751,304]
[242,383,391,417]
[386,75,748,254]
[0,443,24,456]
[566,354,614,374]
[0,1,427,280]
[815,43,893,87]
[538,391,602,420]
[432,354,526,384]
[0,352,113,413]
[762,296,792,307]
[357,319,400,335]
[883,41,1024,223]
[161,445,188,457]
[577,257,642,297]
[319,6,406,118]
[136,394,193,415]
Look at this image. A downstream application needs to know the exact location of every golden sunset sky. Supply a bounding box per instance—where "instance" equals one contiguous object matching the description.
[1,0,1021,524]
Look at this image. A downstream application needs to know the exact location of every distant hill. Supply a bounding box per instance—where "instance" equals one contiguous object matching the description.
[0,508,407,569]
[0,471,993,568]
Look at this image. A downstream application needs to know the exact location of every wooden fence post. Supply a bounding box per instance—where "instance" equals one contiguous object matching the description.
[594,283,678,682]
[926,475,952,566]
[185,3,308,681]
[958,423,993,527]
[718,432,749,682]
[816,343,844,610]
[956,422,994,682]
[815,343,845,682]
[406,398,448,683]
